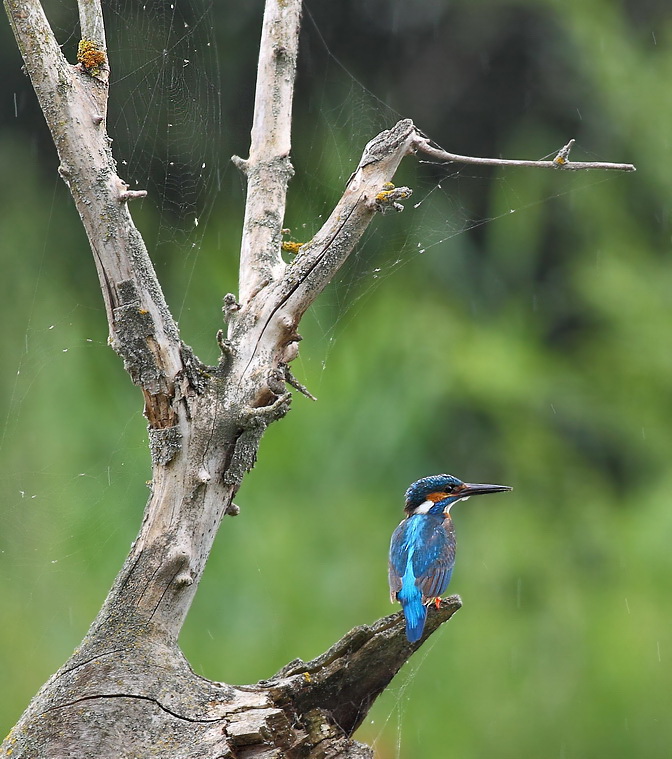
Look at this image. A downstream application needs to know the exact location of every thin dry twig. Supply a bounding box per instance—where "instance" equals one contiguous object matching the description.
[415,136,636,173]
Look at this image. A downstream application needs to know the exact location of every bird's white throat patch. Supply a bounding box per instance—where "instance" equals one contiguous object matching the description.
[412,499,434,515]
[411,496,470,516]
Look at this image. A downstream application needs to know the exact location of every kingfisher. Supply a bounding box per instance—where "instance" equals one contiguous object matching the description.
[389,473,512,643]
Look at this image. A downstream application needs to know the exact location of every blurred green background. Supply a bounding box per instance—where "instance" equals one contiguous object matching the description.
[1,0,671,756]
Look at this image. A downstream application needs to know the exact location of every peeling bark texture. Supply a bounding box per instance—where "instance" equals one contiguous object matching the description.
[2,0,634,756]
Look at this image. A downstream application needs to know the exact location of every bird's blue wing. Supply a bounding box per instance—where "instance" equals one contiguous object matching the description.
[389,515,455,642]
[412,518,455,600]
[388,520,407,602]
[389,516,456,600]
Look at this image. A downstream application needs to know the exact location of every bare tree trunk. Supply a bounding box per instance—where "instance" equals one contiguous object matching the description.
[1,1,634,757]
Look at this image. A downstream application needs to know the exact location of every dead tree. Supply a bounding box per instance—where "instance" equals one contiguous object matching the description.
[2,1,634,757]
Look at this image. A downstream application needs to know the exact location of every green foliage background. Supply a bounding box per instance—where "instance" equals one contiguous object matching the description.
[1,1,671,756]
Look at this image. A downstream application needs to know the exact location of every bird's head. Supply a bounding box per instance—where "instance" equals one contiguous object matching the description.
[404,473,512,516]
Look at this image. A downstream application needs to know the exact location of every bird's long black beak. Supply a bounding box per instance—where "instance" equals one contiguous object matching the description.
[460,482,512,497]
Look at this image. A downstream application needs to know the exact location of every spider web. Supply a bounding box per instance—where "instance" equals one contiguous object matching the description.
[105,1,221,236]
[104,0,224,322]
[283,12,613,393]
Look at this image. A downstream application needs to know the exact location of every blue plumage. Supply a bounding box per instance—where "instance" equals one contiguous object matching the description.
[389,473,511,643]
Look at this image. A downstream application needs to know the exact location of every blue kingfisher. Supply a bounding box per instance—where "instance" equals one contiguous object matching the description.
[389,473,512,643]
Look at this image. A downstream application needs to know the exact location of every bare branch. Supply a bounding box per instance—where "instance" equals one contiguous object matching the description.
[257,118,636,337]
[76,1,108,87]
[229,116,635,409]
[5,0,183,402]
[4,0,66,85]
[415,135,636,172]
[225,119,418,397]
[284,366,317,400]
[275,120,418,319]
[77,0,106,53]
[236,0,302,306]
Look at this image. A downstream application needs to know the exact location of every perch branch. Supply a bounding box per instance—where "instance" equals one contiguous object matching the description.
[1,597,461,758]
[269,596,462,737]
[235,0,302,306]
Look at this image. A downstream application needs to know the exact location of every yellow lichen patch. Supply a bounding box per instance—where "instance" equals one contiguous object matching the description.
[375,183,411,203]
[372,181,413,214]
[374,182,395,202]
[3,726,16,753]
[376,190,410,203]
[281,240,304,255]
[77,39,107,76]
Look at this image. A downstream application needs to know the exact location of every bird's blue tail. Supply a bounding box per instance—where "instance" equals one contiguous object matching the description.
[398,585,427,643]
